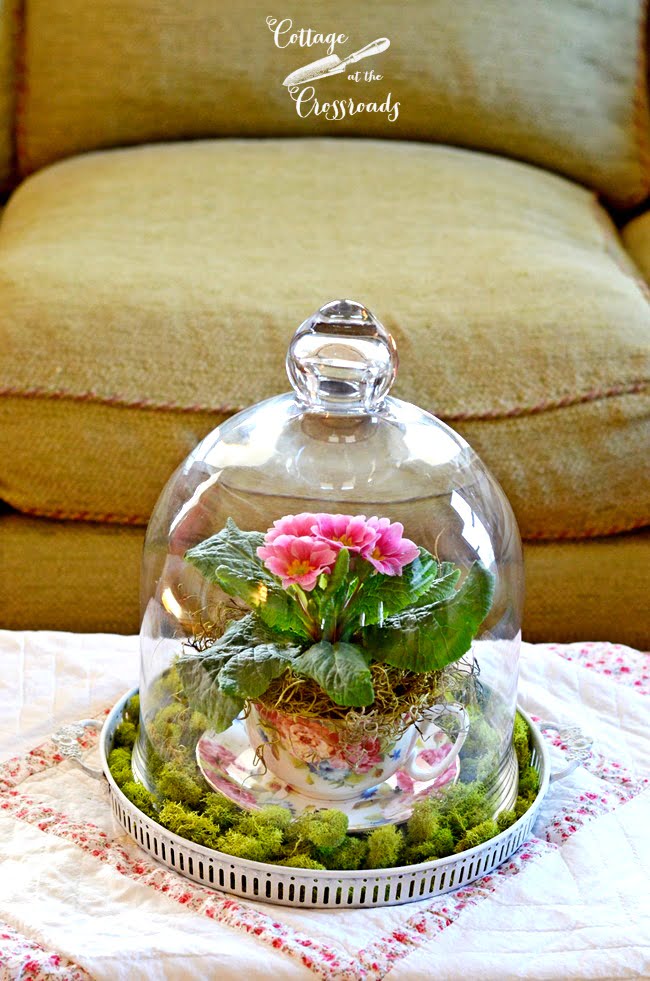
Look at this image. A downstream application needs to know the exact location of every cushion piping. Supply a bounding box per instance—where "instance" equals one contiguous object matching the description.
[0,378,646,422]
[4,502,649,541]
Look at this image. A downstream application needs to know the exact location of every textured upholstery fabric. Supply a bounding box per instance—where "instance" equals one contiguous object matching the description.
[1,139,648,540]
[17,0,650,207]
[522,531,650,647]
[0,512,143,634]
[0,0,18,189]
[2,512,647,646]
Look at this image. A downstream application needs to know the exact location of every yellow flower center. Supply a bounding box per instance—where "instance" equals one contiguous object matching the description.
[287,559,312,576]
[337,534,354,547]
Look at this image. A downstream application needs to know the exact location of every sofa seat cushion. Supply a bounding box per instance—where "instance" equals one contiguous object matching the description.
[0,138,648,539]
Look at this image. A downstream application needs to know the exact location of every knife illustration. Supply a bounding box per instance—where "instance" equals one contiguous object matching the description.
[283,37,390,87]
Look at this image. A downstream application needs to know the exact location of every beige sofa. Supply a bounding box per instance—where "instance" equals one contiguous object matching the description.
[0,1,648,644]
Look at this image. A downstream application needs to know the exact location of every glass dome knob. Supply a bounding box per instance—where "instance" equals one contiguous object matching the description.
[286,299,398,414]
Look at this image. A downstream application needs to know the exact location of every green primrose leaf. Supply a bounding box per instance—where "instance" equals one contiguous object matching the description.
[317,547,350,634]
[175,652,244,733]
[218,643,300,699]
[343,547,445,629]
[322,547,350,604]
[365,562,495,673]
[207,613,297,653]
[292,641,374,708]
[184,518,266,601]
[410,562,461,608]
[209,690,245,733]
[184,519,311,639]
[203,613,261,653]
[176,614,301,727]
[256,584,313,639]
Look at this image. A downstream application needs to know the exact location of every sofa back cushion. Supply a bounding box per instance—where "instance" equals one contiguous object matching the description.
[17,0,650,207]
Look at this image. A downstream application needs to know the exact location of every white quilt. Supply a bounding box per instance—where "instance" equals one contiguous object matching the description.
[0,630,648,980]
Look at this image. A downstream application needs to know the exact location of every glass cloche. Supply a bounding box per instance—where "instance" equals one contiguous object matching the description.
[134,300,524,834]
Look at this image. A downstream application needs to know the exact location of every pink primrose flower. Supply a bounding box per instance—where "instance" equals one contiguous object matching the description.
[257,535,337,591]
[312,513,378,554]
[364,517,419,576]
[265,513,319,543]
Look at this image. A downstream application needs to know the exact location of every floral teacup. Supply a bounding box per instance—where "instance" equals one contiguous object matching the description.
[245,702,469,800]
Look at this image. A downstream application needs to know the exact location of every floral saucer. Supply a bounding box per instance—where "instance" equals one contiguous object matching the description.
[196,719,460,831]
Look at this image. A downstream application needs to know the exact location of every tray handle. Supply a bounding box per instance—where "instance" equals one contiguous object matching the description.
[51,720,104,779]
[538,721,594,782]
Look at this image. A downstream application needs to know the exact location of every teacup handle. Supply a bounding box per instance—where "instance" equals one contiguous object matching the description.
[403,703,470,782]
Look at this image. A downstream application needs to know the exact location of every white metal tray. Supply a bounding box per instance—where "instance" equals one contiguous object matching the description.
[55,689,589,909]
